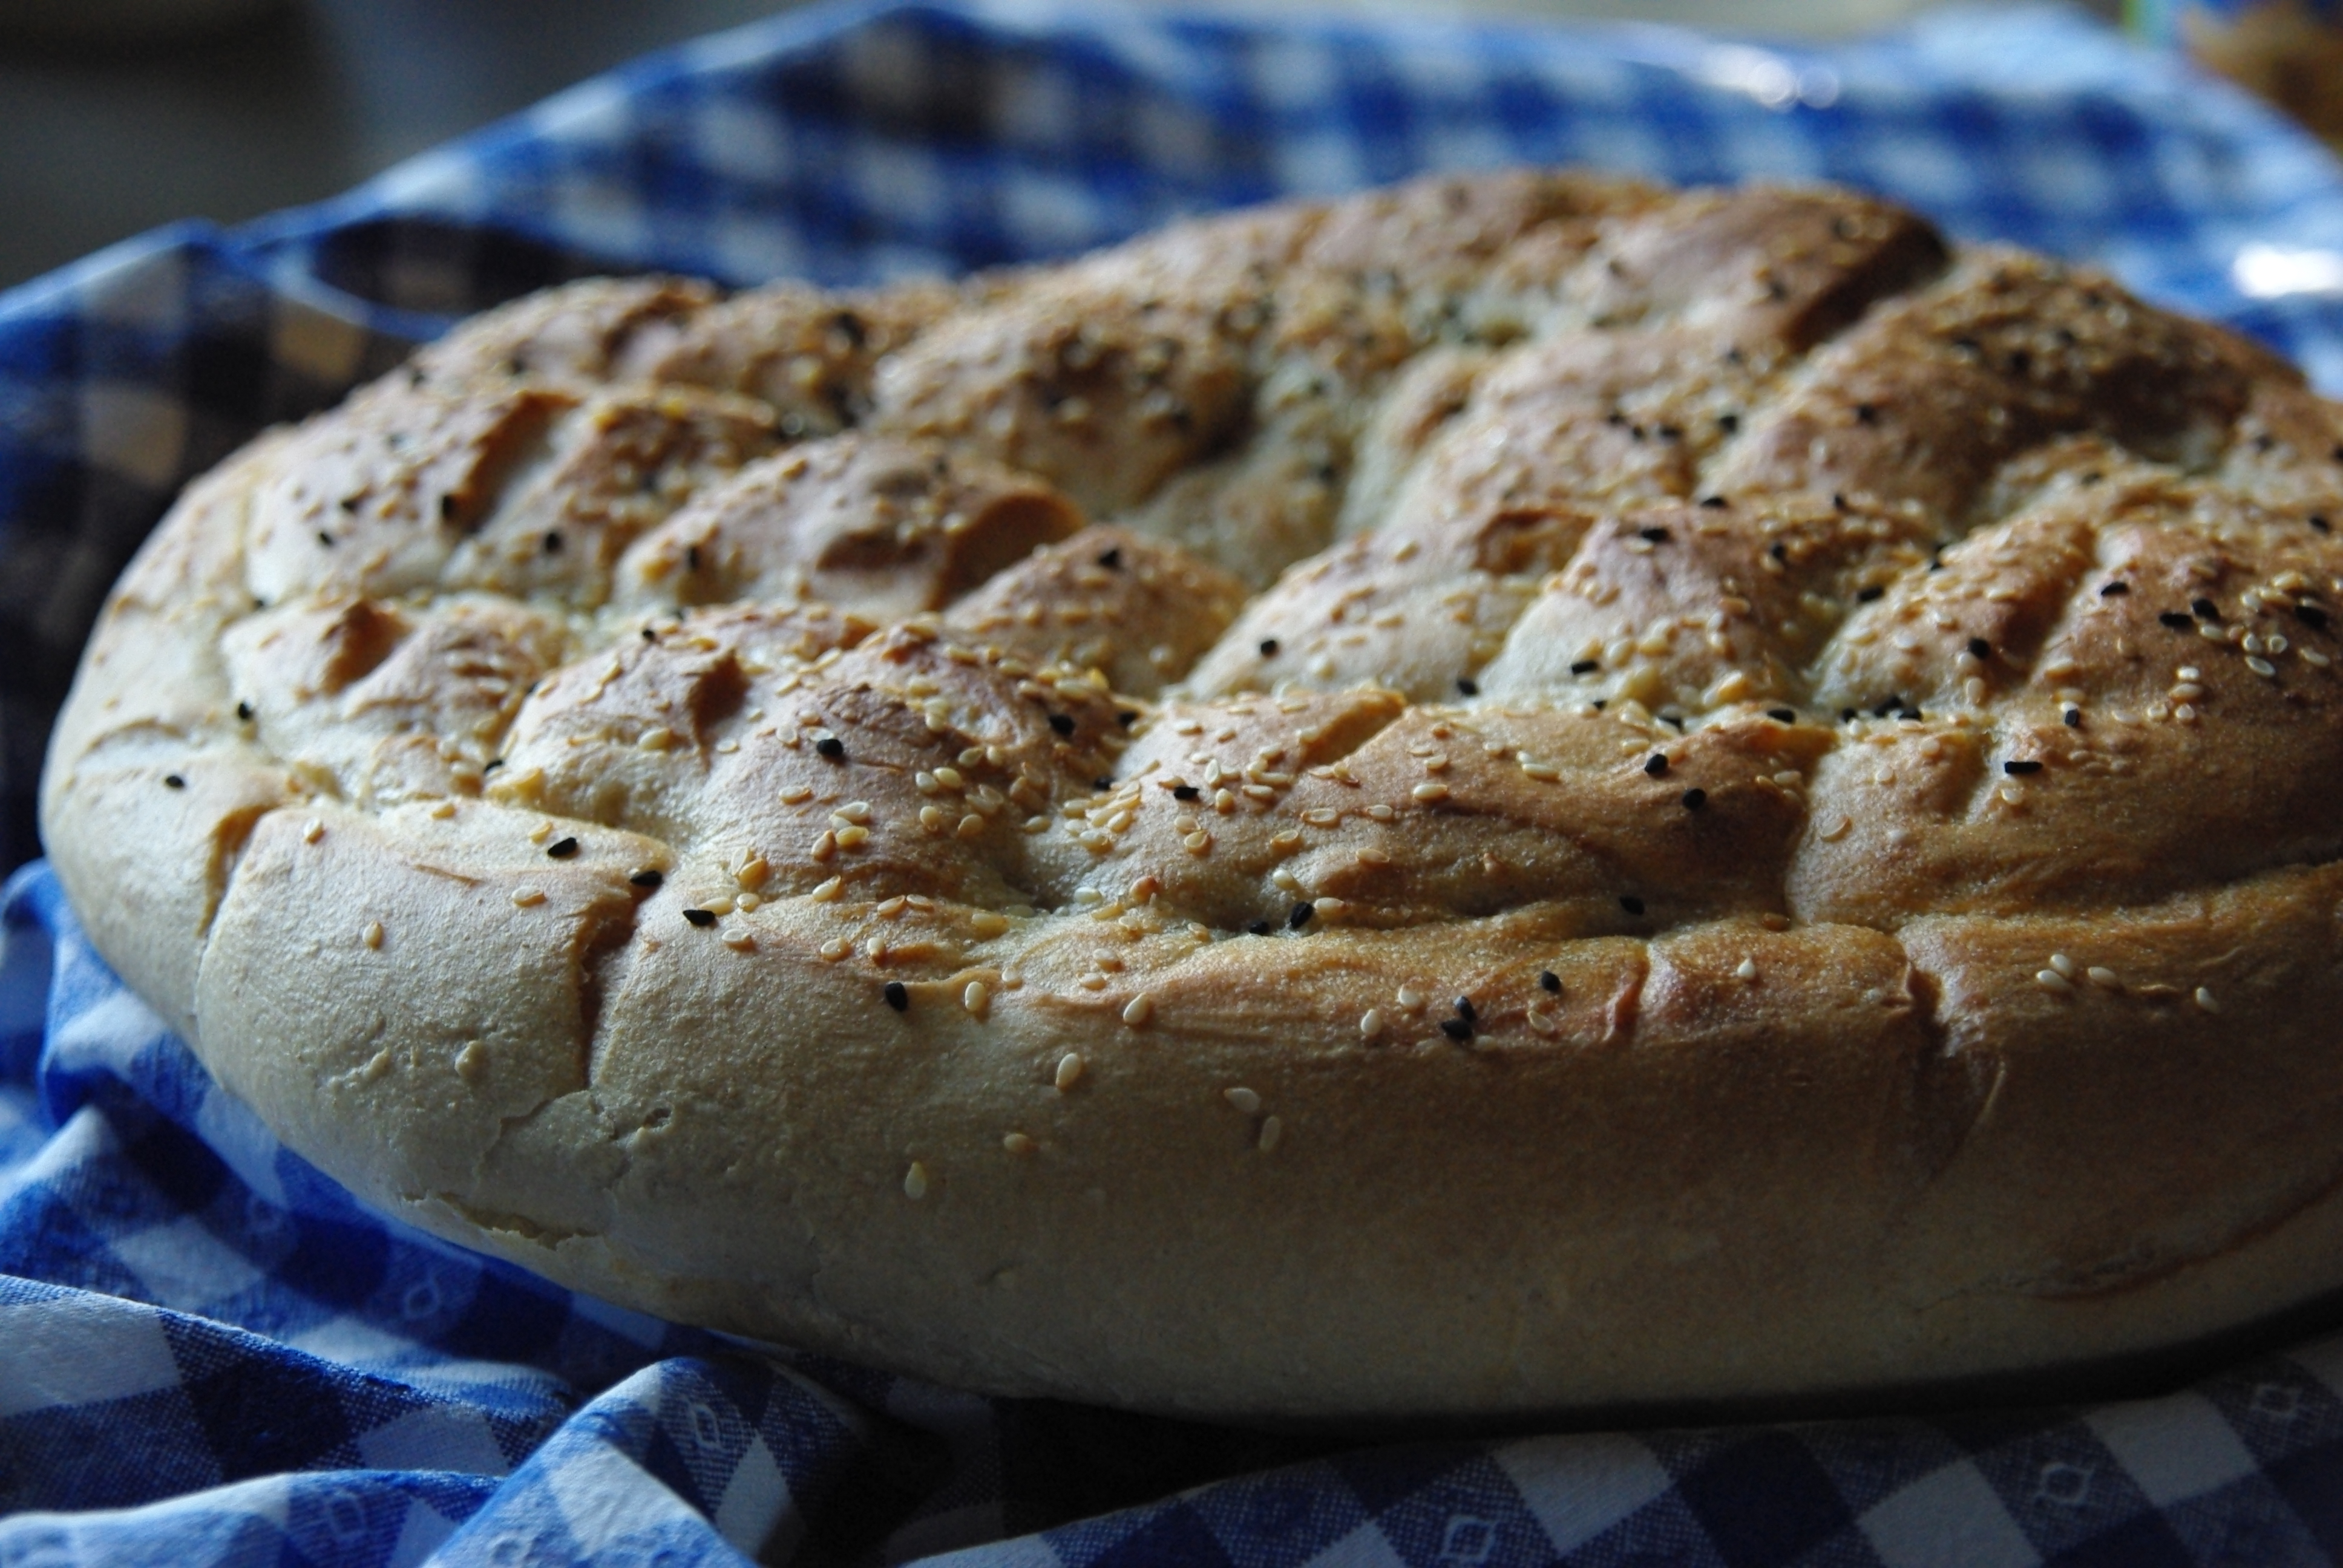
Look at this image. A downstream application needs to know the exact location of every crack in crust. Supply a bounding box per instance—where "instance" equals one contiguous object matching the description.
[48,168,2343,1419]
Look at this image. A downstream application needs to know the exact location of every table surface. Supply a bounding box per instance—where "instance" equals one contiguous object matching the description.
[0,0,2122,296]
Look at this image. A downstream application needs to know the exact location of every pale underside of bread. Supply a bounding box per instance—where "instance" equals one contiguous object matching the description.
[44,169,2343,1422]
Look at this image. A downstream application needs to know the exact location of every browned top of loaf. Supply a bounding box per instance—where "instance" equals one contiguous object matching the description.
[120,168,2343,1011]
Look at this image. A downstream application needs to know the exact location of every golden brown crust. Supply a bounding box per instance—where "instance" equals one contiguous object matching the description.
[44,169,2343,1420]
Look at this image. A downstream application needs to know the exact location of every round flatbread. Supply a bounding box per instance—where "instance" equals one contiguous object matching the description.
[44,171,2343,1422]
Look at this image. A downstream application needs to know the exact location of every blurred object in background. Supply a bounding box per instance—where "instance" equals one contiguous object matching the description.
[2134,0,2343,144]
[0,0,284,46]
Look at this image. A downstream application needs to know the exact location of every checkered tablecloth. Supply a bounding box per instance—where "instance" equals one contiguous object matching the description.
[10,2,2343,1562]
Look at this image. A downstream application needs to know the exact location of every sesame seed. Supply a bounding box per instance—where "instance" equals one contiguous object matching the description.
[1397,986,1424,1010]
[511,887,547,908]
[1644,754,1669,777]
[1620,895,1645,915]
[629,869,663,889]
[1359,1009,1383,1037]
[1258,1116,1284,1153]
[303,818,325,843]
[883,981,909,1011]
[811,876,844,902]
[722,925,755,950]
[2086,966,2121,989]
[1539,970,1561,994]
[1055,1052,1086,1091]
[814,736,847,760]
[1412,782,1449,802]
[1681,787,1708,811]
[1122,993,1154,1027]
[903,1161,929,1200]
[362,921,384,949]
[2195,986,2221,1013]
[2248,655,2278,678]
[2036,969,2073,991]
[2049,952,2077,978]
[1735,958,1757,980]
[1439,1017,1473,1042]
[820,938,852,960]
[545,837,579,859]
[1225,1086,1262,1114]
[963,980,991,1016]
[1004,1131,1036,1156]
[683,907,715,926]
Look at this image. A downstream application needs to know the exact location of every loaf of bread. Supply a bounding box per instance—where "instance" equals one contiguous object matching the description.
[45,170,2343,1421]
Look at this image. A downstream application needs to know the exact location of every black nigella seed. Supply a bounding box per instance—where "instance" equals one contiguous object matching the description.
[1717,412,1740,434]
[545,837,579,859]
[1644,754,1669,777]
[1047,714,1075,736]
[1768,707,1796,722]
[1856,585,1885,603]
[1570,658,1599,675]
[2314,515,2333,534]
[1456,677,1480,696]
[1639,527,1670,544]
[1620,895,1645,916]
[2065,710,2083,727]
[1097,547,1122,569]
[641,627,657,641]
[1172,785,1200,801]
[1288,901,1315,930]
[1439,1017,1473,1042]
[684,545,701,573]
[1968,638,1991,660]
[1093,777,1115,791]
[1117,711,1139,728]
[2100,581,2129,596]
[2298,605,2331,631]
[1699,494,1729,509]
[163,774,185,789]
[542,531,563,555]
[2160,611,2193,629]
[339,495,359,513]
[1841,708,1858,722]
[1854,402,1878,425]
[883,981,909,1012]
[1248,920,1271,936]
[1539,970,1562,994]
[1453,996,1476,1024]
[316,531,335,548]
[483,759,504,773]
[683,909,716,927]
[814,736,847,760]
[1681,788,1708,811]
[2193,598,2220,621]
[629,869,664,889]
[1770,543,1789,562]
[439,494,459,520]
[1832,492,1849,512]
[236,701,254,721]
[2004,759,2043,776]
[1259,639,1280,657]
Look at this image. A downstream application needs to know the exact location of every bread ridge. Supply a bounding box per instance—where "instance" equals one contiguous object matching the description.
[44,168,2343,1420]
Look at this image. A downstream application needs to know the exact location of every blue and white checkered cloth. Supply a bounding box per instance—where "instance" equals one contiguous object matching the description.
[10,2,2343,1561]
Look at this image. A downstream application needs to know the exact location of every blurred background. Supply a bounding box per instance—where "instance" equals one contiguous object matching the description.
[0,0,2198,294]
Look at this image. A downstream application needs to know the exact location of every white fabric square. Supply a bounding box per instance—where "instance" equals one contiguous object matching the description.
[0,1294,182,1417]
[2088,1392,2261,1507]
[356,1403,513,1478]
[1495,1432,1674,1555]
[110,1215,264,1312]
[1859,1459,2039,1568]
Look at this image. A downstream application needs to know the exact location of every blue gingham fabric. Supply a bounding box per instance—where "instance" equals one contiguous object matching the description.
[10,2,2343,1562]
